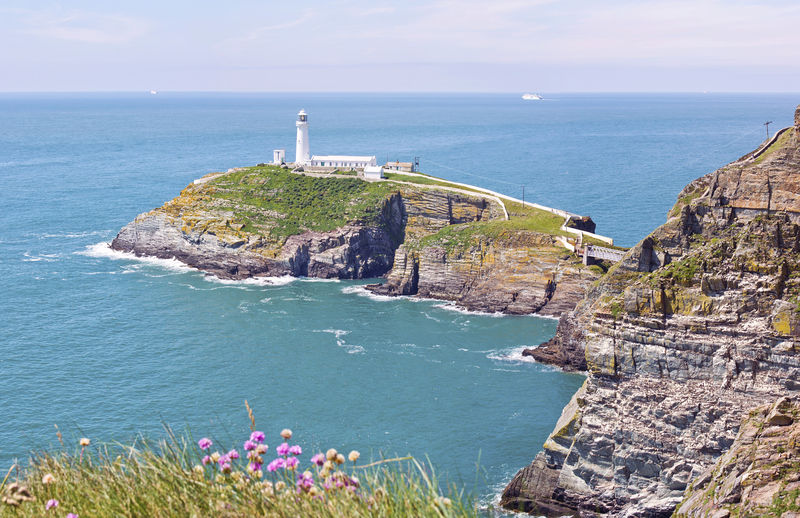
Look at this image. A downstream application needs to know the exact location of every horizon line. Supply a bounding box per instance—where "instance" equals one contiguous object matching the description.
[1,90,800,95]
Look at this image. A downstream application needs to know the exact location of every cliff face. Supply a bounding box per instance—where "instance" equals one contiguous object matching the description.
[370,233,596,315]
[112,166,596,315]
[676,397,800,518]
[502,108,800,516]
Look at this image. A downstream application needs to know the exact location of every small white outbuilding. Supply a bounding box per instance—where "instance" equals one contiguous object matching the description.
[273,149,285,165]
[363,165,384,179]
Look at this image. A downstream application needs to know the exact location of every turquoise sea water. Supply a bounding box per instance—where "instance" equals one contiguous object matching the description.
[1,93,797,505]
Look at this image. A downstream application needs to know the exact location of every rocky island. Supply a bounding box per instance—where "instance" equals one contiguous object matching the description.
[501,105,800,516]
[111,167,602,315]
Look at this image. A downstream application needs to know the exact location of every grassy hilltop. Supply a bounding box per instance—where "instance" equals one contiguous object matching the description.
[170,164,574,252]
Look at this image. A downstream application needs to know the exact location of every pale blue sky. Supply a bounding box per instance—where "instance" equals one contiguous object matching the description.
[2,1,799,92]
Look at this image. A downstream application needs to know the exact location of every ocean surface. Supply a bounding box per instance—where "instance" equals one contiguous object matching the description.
[1,92,798,506]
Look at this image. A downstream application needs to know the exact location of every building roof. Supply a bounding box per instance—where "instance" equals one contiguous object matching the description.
[311,155,376,161]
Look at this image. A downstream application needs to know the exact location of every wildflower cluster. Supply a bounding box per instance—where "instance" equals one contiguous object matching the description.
[0,420,470,517]
[192,427,374,504]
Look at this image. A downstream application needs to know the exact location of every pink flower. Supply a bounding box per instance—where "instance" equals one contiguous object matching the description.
[288,445,302,455]
[310,453,325,466]
[67,514,79,518]
[243,440,256,451]
[201,455,211,465]
[198,438,212,450]
[276,442,289,456]
[46,499,59,510]
[286,457,299,469]
[296,471,314,491]
[218,454,231,466]
[250,431,265,443]
[266,458,281,472]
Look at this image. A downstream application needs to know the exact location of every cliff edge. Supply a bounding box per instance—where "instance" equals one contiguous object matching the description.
[111,166,599,315]
[502,105,800,516]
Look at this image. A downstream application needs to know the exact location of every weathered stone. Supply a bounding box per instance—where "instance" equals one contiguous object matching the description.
[113,174,596,316]
[503,105,800,516]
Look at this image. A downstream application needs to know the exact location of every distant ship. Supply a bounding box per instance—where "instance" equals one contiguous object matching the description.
[149,90,158,95]
[522,93,543,100]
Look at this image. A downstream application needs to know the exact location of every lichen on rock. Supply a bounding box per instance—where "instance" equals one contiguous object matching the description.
[112,165,598,315]
[503,104,800,516]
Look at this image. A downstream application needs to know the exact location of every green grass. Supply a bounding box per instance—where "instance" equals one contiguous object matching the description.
[669,189,704,218]
[204,166,399,243]
[647,255,700,286]
[413,201,569,252]
[0,429,476,518]
[753,128,794,165]
[382,173,490,197]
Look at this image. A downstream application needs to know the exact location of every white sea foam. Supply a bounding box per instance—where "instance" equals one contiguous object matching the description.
[422,312,441,322]
[77,242,194,273]
[39,230,111,239]
[22,251,61,262]
[77,242,299,286]
[313,329,363,354]
[431,302,506,317]
[300,277,340,283]
[340,284,397,302]
[315,328,350,339]
[486,346,538,364]
[204,274,296,287]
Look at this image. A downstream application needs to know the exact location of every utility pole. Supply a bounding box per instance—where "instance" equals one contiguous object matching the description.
[764,121,773,140]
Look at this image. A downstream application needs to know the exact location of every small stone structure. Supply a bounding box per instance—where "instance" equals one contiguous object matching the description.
[385,161,414,172]
[364,165,384,179]
[272,149,285,165]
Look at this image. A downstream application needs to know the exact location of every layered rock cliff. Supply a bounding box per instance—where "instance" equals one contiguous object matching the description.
[112,166,598,315]
[502,106,800,516]
[368,226,597,316]
[676,396,800,518]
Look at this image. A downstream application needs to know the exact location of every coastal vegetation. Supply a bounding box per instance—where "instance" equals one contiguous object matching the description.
[0,419,475,518]
[177,165,587,252]
[381,172,489,197]
[413,202,568,253]
[187,165,399,243]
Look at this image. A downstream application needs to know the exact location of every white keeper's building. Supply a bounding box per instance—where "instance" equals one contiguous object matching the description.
[282,110,377,170]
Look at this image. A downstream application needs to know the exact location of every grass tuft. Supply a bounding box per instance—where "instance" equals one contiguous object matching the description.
[1,425,476,518]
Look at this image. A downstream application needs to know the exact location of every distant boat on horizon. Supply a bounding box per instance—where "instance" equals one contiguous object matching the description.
[149,90,158,95]
[522,93,543,100]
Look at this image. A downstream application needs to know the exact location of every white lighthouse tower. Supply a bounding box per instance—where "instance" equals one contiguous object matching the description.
[295,109,310,165]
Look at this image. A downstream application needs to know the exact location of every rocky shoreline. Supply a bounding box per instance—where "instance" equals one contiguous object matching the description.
[111,168,599,316]
[501,105,800,517]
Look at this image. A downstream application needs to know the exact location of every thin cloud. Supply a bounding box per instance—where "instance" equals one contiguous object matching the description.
[354,6,396,16]
[16,9,150,44]
[237,9,316,42]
